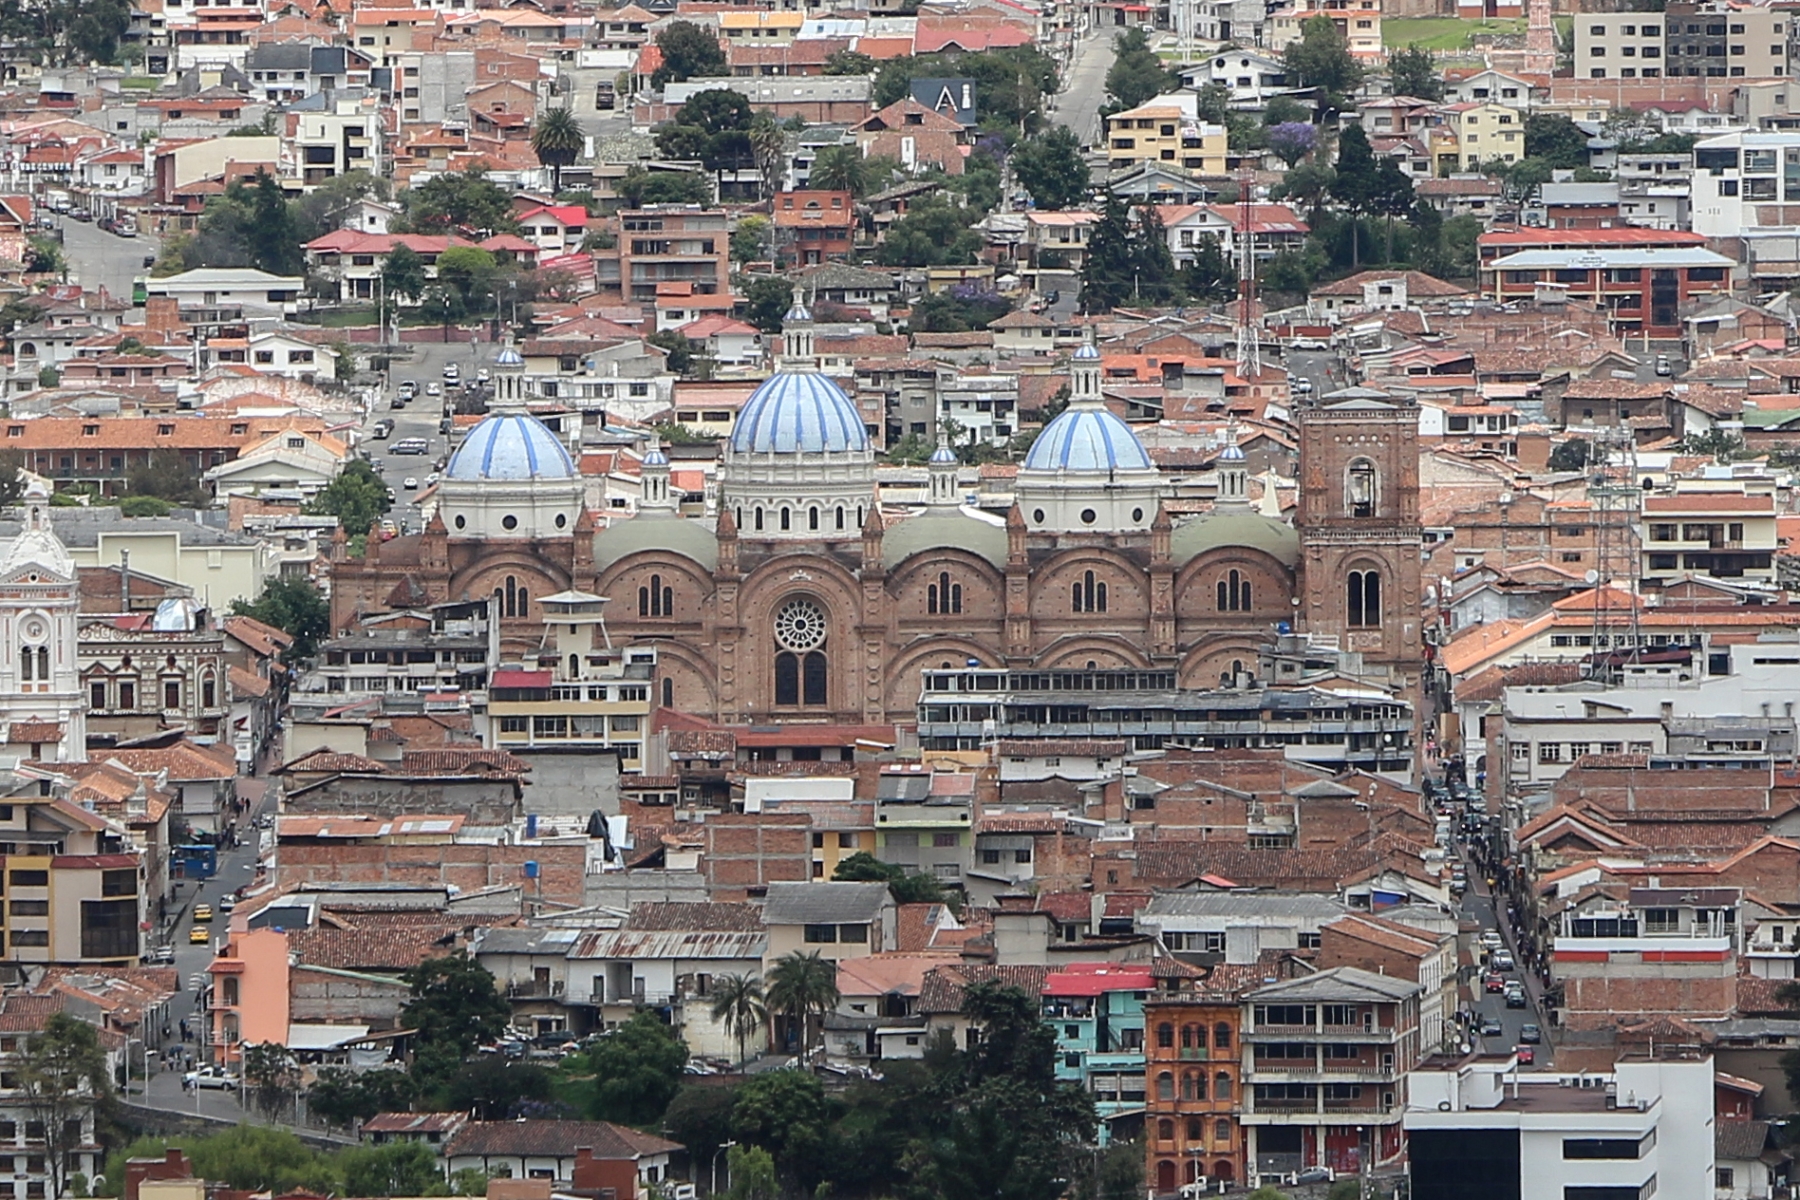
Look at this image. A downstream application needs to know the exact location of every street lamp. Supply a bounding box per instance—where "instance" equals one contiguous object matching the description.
[711,1140,737,1196]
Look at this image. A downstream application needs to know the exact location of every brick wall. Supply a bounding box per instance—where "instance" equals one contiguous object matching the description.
[275,841,586,908]
[703,812,811,899]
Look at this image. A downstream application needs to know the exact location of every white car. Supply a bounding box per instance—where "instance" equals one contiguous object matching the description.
[426,382,442,396]
[477,368,491,383]
[1291,338,1330,351]
[403,477,419,490]
[425,473,440,488]
[184,1067,240,1091]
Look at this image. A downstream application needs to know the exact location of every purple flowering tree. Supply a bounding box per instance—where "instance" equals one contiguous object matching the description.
[1269,121,1318,168]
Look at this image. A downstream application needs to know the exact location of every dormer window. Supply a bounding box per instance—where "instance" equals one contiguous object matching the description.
[82,425,98,436]
[158,424,174,436]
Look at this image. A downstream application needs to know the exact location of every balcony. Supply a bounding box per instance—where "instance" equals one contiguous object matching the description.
[507,980,564,999]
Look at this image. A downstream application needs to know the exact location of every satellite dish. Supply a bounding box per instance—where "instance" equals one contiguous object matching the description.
[1584,570,1600,584]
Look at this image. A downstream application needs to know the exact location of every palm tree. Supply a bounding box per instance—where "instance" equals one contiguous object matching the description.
[749,111,786,199]
[808,144,868,199]
[709,973,768,1068]
[766,949,839,1064]
[530,106,585,194]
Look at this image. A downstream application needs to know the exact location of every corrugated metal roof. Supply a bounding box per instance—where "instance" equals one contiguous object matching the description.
[572,929,765,960]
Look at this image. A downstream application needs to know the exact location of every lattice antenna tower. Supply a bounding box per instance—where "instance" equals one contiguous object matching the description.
[1234,162,1261,381]
[1587,423,1644,684]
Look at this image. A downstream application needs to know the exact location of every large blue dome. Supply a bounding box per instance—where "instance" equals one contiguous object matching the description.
[730,372,869,454]
[1023,406,1154,473]
[445,413,576,481]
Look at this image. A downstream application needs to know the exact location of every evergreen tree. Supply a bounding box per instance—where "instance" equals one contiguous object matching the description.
[1012,126,1089,211]
[1284,14,1363,109]
[651,20,726,88]
[1180,233,1236,302]
[1388,43,1443,101]
[1104,27,1174,111]
[1525,113,1591,171]
[1330,124,1379,266]
[247,170,300,276]
[1133,204,1182,306]
[1078,192,1137,312]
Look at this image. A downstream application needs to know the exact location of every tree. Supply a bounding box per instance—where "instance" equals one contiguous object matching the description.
[1524,113,1591,171]
[1284,14,1363,108]
[1372,157,1416,262]
[710,974,768,1068]
[1012,126,1089,211]
[909,285,1011,334]
[809,144,872,197]
[290,170,387,244]
[1104,27,1173,110]
[823,50,874,75]
[1388,43,1443,100]
[400,170,518,237]
[725,1145,778,1200]
[125,448,208,508]
[0,449,25,508]
[742,276,793,334]
[400,952,510,1091]
[306,459,390,537]
[246,169,302,277]
[230,577,330,660]
[1331,123,1379,266]
[647,329,697,375]
[875,198,981,267]
[382,244,427,304]
[1268,121,1317,168]
[617,166,711,207]
[652,21,726,88]
[337,1143,445,1199]
[102,1127,336,1195]
[439,1057,555,1120]
[19,1015,109,1200]
[240,1042,300,1123]
[732,214,771,263]
[833,850,960,906]
[435,246,499,317]
[120,496,172,518]
[306,1066,416,1129]
[749,111,787,198]
[25,236,64,277]
[1275,161,1336,222]
[1079,191,1136,312]
[729,1070,830,1179]
[1179,233,1236,302]
[765,950,839,1063]
[664,1083,740,1168]
[530,106,585,194]
[577,1010,689,1125]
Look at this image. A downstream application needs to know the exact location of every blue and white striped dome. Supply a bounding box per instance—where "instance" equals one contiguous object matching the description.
[730,372,870,455]
[1023,407,1153,473]
[445,413,576,481]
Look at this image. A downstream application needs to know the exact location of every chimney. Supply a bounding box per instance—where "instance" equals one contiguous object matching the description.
[120,547,130,613]
[571,1148,604,1192]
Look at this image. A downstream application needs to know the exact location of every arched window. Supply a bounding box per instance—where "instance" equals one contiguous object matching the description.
[1182,1070,1204,1101]
[1156,1072,1175,1101]
[1214,1022,1232,1050]
[754,508,765,532]
[1156,1023,1174,1049]
[802,651,826,705]
[516,587,529,618]
[1347,459,1378,518]
[928,571,963,615]
[780,508,791,531]
[1186,1159,1204,1185]
[569,654,580,679]
[1181,1024,1199,1050]
[503,576,518,618]
[836,506,845,530]
[19,644,31,682]
[1156,1114,1174,1140]
[857,506,864,527]
[774,598,829,708]
[1217,568,1251,611]
[809,507,819,531]
[201,673,216,709]
[1215,1120,1231,1145]
[661,677,673,707]
[736,507,742,529]
[640,574,673,617]
[1213,1072,1231,1100]
[36,645,49,681]
[1156,1161,1176,1193]
[1073,570,1107,613]
[775,653,798,706]
[1348,570,1382,627]
[1186,1117,1204,1143]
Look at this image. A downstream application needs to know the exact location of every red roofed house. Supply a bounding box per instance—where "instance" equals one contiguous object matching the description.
[303,231,477,303]
[516,203,588,255]
[677,314,762,365]
[854,99,968,175]
[772,189,855,265]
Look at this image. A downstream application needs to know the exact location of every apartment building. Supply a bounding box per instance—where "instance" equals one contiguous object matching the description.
[614,207,730,306]
[1406,1050,1715,1200]
[1665,1,1785,79]
[0,792,142,966]
[1146,992,1248,1188]
[309,601,495,697]
[486,601,657,766]
[1640,483,1779,586]
[1433,102,1525,172]
[1102,100,1227,174]
[1575,14,1668,80]
[1477,228,1732,337]
[288,105,382,189]
[1044,964,1151,1132]
[1691,130,1800,238]
[873,766,973,885]
[1241,968,1419,1179]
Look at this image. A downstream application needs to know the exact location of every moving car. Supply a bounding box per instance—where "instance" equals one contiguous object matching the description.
[1480,931,1504,951]
[1514,1045,1534,1065]
[1490,951,1515,972]
[188,926,211,944]
[1484,973,1505,993]
[404,477,419,490]
[218,896,236,914]
[1291,376,1313,395]
[192,904,212,922]
[1292,1168,1334,1185]
[398,380,417,399]
[1519,1023,1542,1044]
[427,382,442,396]
[146,945,175,964]
[184,1067,239,1091]
[1480,1016,1503,1037]
[1290,338,1329,351]
[1505,987,1528,1009]
[1655,354,1671,376]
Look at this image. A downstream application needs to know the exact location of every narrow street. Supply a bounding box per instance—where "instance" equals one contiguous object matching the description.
[56,215,156,301]
[1054,24,1118,151]
[1454,814,1554,1070]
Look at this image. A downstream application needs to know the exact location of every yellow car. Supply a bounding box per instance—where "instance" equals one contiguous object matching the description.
[192,904,212,923]
[189,927,210,944]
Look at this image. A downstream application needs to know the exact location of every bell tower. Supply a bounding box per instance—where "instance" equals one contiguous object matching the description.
[1296,390,1423,694]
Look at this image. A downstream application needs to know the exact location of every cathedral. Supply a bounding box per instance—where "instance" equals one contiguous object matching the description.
[0,480,87,763]
[329,304,1424,727]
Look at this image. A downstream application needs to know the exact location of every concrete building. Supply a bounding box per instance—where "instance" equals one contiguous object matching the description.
[1103,98,1227,174]
[1575,14,1669,79]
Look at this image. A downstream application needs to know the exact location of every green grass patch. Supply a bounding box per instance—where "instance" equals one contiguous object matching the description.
[121,77,159,89]
[308,307,379,327]
[1384,16,1527,50]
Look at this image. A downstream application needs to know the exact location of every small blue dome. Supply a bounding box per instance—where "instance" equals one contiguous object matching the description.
[1023,406,1154,473]
[1073,341,1101,361]
[1219,440,1245,462]
[643,445,669,467]
[493,345,524,367]
[730,371,869,454]
[445,413,576,481]
[929,441,958,465]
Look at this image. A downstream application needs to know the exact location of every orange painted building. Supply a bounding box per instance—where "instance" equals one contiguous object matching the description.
[1145,993,1246,1191]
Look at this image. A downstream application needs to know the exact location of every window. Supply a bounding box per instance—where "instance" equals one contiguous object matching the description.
[928,571,963,615]
[932,832,958,848]
[1214,1072,1231,1099]
[1347,570,1381,627]
[8,871,46,888]
[1072,570,1108,613]
[1215,1022,1232,1049]
[119,681,134,708]
[639,573,674,617]
[1716,1169,1735,1189]
[89,682,105,710]
[1563,1135,1652,1160]
[1347,459,1378,517]
[1157,1072,1175,1100]
[164,679,181,710]
[8,901,46,917]
[802,924,838,943]
[1218,569,1251,611]
[1157,1023,1174,1048]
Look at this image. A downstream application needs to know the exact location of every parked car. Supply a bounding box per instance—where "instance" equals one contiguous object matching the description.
[1519,1023,1542,1044]
[1290,338,1329,351]
[145,945,175,964]
[1292,1167,1334,1185]
[1655,354,1671,376]
[184,1067,239,1091]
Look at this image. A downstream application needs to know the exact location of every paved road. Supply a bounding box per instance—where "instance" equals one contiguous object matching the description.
[57,215,157,301]
[364,339,518,531]
[1451,813,1555,1070]
[1055,25,1117,150]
